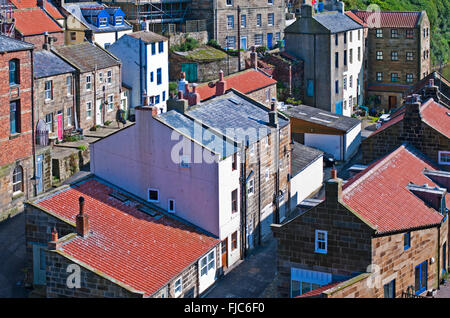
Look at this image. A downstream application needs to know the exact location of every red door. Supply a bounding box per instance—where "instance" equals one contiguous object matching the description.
[221,238,228,269]
[57,113,63,141]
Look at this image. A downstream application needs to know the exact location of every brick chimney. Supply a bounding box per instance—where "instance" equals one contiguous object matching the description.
[215,70,227,96]
[325,177,343,203]
[269,105,278,127]
[250,46,257,70]
[423,79,440,103]
[188,83,201,106]
[301,4,313,18]
[76,196,89,237]
[330,168,337,179]
[167,90,189,113]
[184,83,190,100]
[48,227,60,250]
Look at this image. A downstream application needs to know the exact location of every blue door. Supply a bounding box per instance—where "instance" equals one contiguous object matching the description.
[335,101,343,115]
[267,33,273,49]
[36,154,43,194]
[415,261,427,295]
[240,37,247,51]
[443,243,447,274]
[33,244,46,285]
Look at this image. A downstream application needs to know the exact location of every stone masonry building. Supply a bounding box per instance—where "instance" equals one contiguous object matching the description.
[25,176,220,297]
[52,42,122,131]
[272,144,449,298]
[362,92,450,172]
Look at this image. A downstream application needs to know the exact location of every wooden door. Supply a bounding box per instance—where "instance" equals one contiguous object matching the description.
[221,238,228,269]
[389,96,397,109]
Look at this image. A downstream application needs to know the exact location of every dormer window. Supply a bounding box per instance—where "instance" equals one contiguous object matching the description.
[115,16,123,25]
[99,17,108,27]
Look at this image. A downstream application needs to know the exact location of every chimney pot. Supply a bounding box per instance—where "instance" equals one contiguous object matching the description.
[51,227,58,242]
[331,168,337,179]
[79,196,85,215]
[76,196,89,237]
[177,90,183,99]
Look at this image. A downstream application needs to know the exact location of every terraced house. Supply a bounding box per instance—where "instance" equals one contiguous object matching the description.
[52,42,121,131]
[351,10,431,110]
[0,36,34,222]
[190,0,286,51]
[272,144,449,298]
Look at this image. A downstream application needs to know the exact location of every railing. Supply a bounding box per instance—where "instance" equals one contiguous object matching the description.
[401,291,429,298]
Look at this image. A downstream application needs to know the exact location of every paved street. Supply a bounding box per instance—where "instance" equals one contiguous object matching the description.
[204,237,277,298]
[0,213,29,298]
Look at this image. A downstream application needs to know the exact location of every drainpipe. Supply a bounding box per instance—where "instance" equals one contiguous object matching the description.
[239,143,247,260]
[274,121,280,224]
[30,48,37,197]
[257,146,261,246]
[237,5,241,72]
[93,64,97,126]
[437,225,441,290]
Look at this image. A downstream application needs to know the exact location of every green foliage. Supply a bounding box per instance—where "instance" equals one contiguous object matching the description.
[285,97,303,105]
[169,82,178,95]
[172,37,200,52]
[207,39,221,49]
[256,46,267,53]
[104,120,112,126]
[343,0,449,65]
[77,145,87,151]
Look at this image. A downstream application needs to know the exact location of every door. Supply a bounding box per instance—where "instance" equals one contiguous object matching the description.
[221,238,228,269]
[267,33,273,49]
[96,99,102,126]
[414,261,427,295]
[240,36,247,51]
[247,217,254,249]
[443,243,447,274]
[57,112,63,141]
[36,155,43,194]
[32,244,46,285]
[388,96,397,109]
[335,100,343,115]
[181,63,198,83]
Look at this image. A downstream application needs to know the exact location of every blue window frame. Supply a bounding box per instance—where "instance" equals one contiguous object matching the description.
[151,43,156,55]
[9,59,19,85]
[335,80,339,94]
[157,68,162,85]
[158,41,164,53]
[10,101,19,134]
[150,72,154,82]
[443,242,447,274]
[162,91,166,101]
[414,261,427,295]
[155,95,160,104]
[404,232,411,250]
[315,230,327,254]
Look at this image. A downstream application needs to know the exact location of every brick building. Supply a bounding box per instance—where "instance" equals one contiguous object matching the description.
[52,42,121,131]
[362,93,450,171]
[190,0,286,51]
[25,176,220,297]
[272,144,449,298]
[0,35,35,221]
[352,10,431,111]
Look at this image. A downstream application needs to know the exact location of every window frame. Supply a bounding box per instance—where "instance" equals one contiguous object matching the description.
[86,101,92,119]
[44,80,53,100]
[86,75,92,91]
[10,100,20,135]
[268,13,274,26]
[247,178,255,196]
[438,151,450,165]
[157,68,162,85]
[231,189,238,213]
[9,59,19,86]
[227,15,234,29]
[376,29,383,38]
[315,230,327,254]
[384,279,396,298]
[147,188,160,202]
[168,198,175,213]
[404,232,411,250]
[231,231,238,250]
[12,165,23,194]
[376,51,383,60]
[174,277,183,297]
[391,73,399,82]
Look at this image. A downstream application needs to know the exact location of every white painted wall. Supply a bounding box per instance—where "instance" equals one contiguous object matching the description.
[198,248,217,294]
[290,156,323,210]
[344,123,361,161]
[305,134,342,160]
[90,107,241,268]
[342,28,364,117]
[94,29,133,49]
[146,40,169,113]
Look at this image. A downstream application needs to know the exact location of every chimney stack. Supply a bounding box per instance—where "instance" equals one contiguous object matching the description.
[84,29,94,43]
[167,91,189,113]
[250,46,257,70]
[188,83,201,106]
[43,32,50,50]
[215,70,227,96]
[404,94,422,120]
[269,110,278,127]
[337,1,345,14]
[325,177,343,203]
[48,227,60,250]
[76,196,89,237]
[178,72,188,96]
[423,78,440,103]
[301,4,313,18]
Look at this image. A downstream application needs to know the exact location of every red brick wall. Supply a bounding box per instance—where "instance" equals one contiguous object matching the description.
[20,32,65,49]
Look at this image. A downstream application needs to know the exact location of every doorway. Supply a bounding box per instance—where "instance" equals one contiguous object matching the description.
[221,238,228,269]
[96,99,103,126]
[388,96,397,109]
[36,154,43,195]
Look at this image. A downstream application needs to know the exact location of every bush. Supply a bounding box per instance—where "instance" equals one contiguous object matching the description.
[169,82,178,95]
[172,37,200,52]
[77,145,87,151]
[207,39,220,49]
[285,97,302,106]
[256,46,267,53]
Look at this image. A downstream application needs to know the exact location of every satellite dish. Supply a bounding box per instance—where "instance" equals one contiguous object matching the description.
[208,82,216,88]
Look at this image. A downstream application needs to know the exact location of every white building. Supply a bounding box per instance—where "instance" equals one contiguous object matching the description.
[108,31,170,114]
[90,104,242,270]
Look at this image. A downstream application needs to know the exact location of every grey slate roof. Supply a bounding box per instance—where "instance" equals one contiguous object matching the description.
[34,50,76,78]
[157,110,238,158]
[52,42,120,72]
[285,104,361,132]
[0,35,33,53]
[186,91,290,145]
[291,142,323,176]
[285,11,362,34]
[128,31,168,44]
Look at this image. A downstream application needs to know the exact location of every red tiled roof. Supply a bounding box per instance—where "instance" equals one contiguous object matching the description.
[353,10,422,28]
[10,0,64,19]
[420,99,450,138]
[368,110,405,137]
[36,178,219,296]
[342,145,446,234]
[345,11,367,27]
[14,8,63,35]
[196,69,277,101]
[296,282,342,298]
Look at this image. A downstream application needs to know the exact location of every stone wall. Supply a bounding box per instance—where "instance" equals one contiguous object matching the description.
[19,32,65,49]
[245,83,277,109]
[52,147,90,183]
[168,31,209,47]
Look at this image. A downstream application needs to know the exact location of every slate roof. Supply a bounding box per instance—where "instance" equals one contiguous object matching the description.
[291,142,323,176]
[157,110,238,158]
[352,10,423,28]
[286,11,363,34]
[14,8,63,35]
[35,177,219,297]
[404,71,450,99]
[0,34,33,52]
[33,50,76,78]
[342,144,447,234]
[186,90,290,145]
[196,69,277,101]
[285,104,361,132]
[127,31,168,43]
[52,42,120,72]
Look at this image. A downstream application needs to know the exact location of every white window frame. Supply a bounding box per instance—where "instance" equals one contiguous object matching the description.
[241,14,246,28]
[265,168,270,181]
[376,51,383,60]
[86,101,92,119]
[107,94,114,111]
[99,72,103,83]
[174,277,182,297]
[99,17,107,27]
[107,70,112,84]
[200,250,215,277]
[115,16,123,25]
[66,75,72,96]
[438,151,450,165]
[67,107,72,127]
[376,29,383,38]
[256,14,262,27]
[268,13,274,26]
[168,198,175,213]
[44,80,52,100]
[227,15,234,29]
[147,188,159,202]
[86,75,92,91]
[247,178,254,196]
[315,230,327,254]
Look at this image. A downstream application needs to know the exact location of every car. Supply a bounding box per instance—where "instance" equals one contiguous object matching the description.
[323,153,335,168]
[376,114,391,129]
